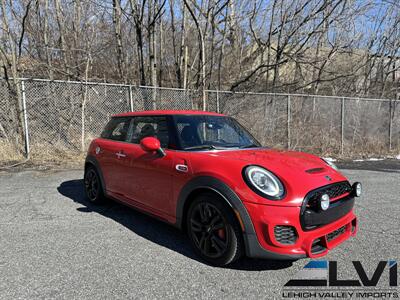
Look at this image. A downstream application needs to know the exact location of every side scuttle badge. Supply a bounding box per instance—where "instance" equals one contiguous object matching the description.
[175,164,188,173]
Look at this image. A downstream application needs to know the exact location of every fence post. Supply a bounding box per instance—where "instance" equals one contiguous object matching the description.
[341,97,345,155]
[21,80,30,159]
[389,99,393,151]
[129,85,134,111]
[151,86,157,110]
[190,90,194,110]
[287,95,291,149]
[216,90,220,113]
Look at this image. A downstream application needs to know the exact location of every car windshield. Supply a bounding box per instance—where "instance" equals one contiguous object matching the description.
[174,115,262,150]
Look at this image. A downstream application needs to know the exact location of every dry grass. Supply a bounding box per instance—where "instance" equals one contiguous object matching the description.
[29,145,86,168]
[0,140,24,163]
[0,141,85,170]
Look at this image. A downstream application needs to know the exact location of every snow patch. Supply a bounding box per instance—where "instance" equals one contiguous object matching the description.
[396,155,400,160]
[353,158,387,162]
[323,157,337,162]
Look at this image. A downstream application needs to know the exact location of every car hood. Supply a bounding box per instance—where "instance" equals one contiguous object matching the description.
[206,148,329,170]
[202,148,347,205]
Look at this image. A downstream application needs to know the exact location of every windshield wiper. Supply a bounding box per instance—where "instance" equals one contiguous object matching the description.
[240,143,260,149]
[184,145,218,150]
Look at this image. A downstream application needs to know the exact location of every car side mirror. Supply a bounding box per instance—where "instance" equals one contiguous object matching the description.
[140,137,166,157]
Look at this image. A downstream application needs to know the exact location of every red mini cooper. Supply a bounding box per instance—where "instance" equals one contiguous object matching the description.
[84,110,361,266]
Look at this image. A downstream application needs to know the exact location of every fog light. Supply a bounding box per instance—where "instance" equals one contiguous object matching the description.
[352,182,362,197]
[320,194,330,211]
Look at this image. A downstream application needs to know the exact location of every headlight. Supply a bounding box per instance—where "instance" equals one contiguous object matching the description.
[321,158,338,170]
[243,166,285,199]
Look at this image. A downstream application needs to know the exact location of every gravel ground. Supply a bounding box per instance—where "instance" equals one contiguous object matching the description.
[0,162,399,299]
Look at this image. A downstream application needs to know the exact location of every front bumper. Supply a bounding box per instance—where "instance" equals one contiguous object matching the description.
[243,201,357,259]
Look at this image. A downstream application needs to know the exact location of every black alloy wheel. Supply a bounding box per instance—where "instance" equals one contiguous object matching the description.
[84,166,105,204]
[187,193,243,266]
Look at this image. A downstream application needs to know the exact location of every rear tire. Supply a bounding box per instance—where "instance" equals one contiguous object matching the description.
[84,166,106,204]
[186,193,244,266]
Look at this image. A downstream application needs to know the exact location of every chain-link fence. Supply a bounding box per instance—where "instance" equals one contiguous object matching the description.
[0,78,399,162]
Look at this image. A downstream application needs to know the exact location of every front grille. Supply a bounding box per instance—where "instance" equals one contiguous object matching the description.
[274,225,298,245]
[300,181,355,231]
[307,181,352,209]
[327,226,346,241]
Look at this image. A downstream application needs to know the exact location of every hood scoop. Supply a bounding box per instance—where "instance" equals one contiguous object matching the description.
[305,167,326,174]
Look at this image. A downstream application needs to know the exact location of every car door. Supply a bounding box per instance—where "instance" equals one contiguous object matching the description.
[95,116,133,194]
[119,116,176,216]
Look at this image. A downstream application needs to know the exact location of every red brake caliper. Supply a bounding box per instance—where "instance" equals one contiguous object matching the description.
[217,229,226,239]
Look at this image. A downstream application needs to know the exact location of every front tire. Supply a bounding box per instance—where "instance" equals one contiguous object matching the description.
[186,193,244,266]
[84,166,105,204]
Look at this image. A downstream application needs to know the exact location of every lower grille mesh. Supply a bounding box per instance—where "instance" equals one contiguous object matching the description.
[274,225,297,245]
[327,226,346,241]
[311,238,326,254]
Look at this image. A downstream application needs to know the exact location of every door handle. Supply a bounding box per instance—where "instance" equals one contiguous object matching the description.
[115,152,127,158]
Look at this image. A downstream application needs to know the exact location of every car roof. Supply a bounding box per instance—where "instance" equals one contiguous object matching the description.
[112,110,226,118]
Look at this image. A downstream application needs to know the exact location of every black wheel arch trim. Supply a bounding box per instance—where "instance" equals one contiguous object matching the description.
[176,176,306,260]
[85,155,107,195]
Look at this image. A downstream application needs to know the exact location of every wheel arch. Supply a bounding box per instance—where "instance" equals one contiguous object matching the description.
[176,176,252,233]
[179,187,241,234]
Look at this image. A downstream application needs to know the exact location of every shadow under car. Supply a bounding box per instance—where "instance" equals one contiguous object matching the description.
[57,179,294,271]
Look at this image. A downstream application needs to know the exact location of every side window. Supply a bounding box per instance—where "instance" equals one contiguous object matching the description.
[100,117,131,142]
[130,116,170,148]
[176,122,199,148]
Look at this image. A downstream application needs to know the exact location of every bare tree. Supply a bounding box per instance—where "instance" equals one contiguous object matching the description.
[113,0,126,82]
[183,0,207,109]
[0,0,398,98]
[0,0,29,155]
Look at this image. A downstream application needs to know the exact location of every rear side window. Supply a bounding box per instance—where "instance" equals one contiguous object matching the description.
[101,117,131,141]
[129,116,170,148]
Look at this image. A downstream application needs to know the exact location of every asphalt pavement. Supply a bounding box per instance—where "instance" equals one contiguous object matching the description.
[0,162,399,299]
